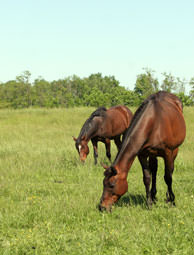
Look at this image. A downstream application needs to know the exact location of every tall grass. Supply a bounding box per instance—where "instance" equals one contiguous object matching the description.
[0,107,193,254]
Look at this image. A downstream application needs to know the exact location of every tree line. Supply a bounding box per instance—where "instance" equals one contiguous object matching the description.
[0,69,194,109]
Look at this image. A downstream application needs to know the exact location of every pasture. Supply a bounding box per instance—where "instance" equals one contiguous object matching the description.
[0,107,194,255]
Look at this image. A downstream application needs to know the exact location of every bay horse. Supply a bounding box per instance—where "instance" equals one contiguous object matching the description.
[99,91,186,211]
[73,105,133,164]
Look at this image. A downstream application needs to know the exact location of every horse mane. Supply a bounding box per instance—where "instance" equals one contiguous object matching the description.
[77,107,107,141]
[90,106,107,119]
[114,94,156,164]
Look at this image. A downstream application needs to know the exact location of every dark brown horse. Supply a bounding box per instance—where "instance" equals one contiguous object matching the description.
[73,105,133,164]
[99,91,186,211]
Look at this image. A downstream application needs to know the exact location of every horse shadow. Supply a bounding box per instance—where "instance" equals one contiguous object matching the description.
[116,193,147,208]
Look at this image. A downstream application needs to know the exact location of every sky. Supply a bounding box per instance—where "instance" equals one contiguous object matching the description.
[0,0,194,92]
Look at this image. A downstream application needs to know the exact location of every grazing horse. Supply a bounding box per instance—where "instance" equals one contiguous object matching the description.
[73,105,133,164]
[99,91,186,211]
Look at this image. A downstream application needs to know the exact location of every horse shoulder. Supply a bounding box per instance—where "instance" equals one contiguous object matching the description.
[92,116,107,136]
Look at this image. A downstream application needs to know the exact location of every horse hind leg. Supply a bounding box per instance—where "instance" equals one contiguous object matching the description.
[149,156,158,203]
[164,149,178,206]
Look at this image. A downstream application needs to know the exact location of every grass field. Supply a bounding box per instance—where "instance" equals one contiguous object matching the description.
[0,107,194,255]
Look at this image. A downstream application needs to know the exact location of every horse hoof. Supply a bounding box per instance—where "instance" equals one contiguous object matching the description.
[147,199,153,209]
[151,196,158,204]
[165,199,176,207]
[165,198,170,203]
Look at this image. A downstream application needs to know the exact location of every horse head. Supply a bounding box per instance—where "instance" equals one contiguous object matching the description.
[73,136,89,163]
[99,163,128,212]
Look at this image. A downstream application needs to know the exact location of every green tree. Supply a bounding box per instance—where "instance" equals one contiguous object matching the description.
[16,70,32,107]
[84,87,111,107]
[161,72,177,92]
[189,77,194,88]
[134,68,159,101]
[189,77,194,104]
[176,92,193,106]
[67,75,89,106]
[32,78,53,107]
[50,79,72,107]
[121,89,140,106]
[16,70,31,84]
[0,78,32,109]
[176,77,186,94]
[85,73,119,94]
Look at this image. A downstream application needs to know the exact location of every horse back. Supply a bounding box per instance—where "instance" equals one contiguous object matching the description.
[107,106,133,135]
[95,105,133,137]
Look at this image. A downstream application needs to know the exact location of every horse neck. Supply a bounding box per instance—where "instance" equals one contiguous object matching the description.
[113,104,153,176]
[78,118,98,142]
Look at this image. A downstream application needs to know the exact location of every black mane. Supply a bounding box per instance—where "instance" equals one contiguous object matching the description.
[77,107,107,142]
[90,107,107,119]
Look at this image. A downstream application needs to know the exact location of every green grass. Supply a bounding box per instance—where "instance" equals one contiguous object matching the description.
[0,107,194,255]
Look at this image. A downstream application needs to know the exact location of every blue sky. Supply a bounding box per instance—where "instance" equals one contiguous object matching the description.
[1,0,194,92]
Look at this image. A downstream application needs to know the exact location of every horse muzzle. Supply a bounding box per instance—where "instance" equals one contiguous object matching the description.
[98,203,112,212]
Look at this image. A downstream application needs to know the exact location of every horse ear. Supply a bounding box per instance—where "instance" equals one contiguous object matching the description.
[73,136,77,141]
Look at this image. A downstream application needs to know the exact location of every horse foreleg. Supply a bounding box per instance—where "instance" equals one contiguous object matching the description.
[91,138,98,165]
[149,156,158,203]
[138,155,152,208]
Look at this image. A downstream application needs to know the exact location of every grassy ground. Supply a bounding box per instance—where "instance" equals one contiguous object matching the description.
[0,107,194,255]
